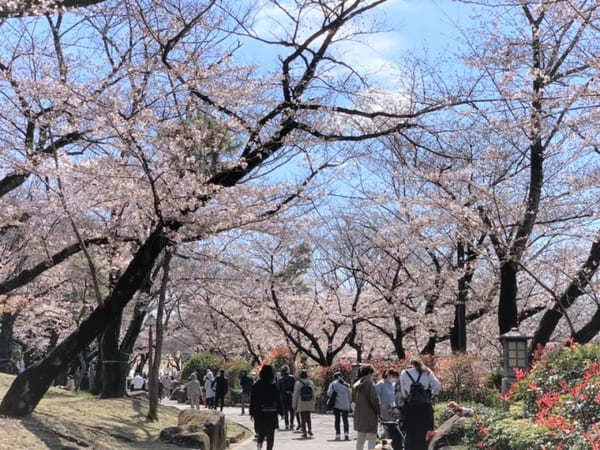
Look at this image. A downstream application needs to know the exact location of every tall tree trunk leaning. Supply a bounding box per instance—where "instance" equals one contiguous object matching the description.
[0,227,169,417]
[529,235,600,358]
[148,250,171,421]
[572,307,600,344]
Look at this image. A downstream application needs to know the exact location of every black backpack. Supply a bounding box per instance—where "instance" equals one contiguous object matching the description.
[299,381,314,401]
[406,371,431,406]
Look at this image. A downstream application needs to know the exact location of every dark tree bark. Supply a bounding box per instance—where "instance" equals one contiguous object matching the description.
[99,311,124,398]
[450,242,476,352]
[572,307,600,344]
[0,226,169,417]
[0,312,17,374]
[148,250,170,421]
[530,236,600,356]
[498,261,520,334]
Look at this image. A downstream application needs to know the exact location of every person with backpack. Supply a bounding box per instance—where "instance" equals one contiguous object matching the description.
[352,365,380,450]
[327,372,352,441]
[212,369,229,411]
[399,359,441,450]
[250,365,282,450]
[276,365,296,430]
[292,370,315,439]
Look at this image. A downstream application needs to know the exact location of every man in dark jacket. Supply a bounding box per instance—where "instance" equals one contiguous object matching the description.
[250,365,282,450]
[240,370,254,415]
[212,368,229,412]
[276,365,296,430]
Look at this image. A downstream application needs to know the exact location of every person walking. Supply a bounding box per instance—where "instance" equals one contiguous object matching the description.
[185,373,202,410]
[399,360,441,450]
[240,370,254,415]
[204,370,216,409]
[276,365,296,430]
[352,365,380,450]
[250,365,282,450]
[327,372,352,441]
[213,368,229,412]
[292,370,316,439]
[376,369,402,450]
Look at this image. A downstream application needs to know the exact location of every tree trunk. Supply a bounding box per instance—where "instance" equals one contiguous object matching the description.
[572,307,600,344]
[116,296,149,392]
[90,339,103,395]
[498,261,519,334]
[0,227,168,417]
[529,236,600,357]
[392,316,406,360]
[100,311,125,398]
[148,251,170,421]
[421,331,437,356]
[451,242,473,352]
[0,312,16,373]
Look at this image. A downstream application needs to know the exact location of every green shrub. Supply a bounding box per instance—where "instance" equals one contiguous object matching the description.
[224,360,253,390]
[181,352,222,382]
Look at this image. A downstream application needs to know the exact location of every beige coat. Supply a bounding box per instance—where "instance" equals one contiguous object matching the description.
[185,379,202,398]
[352,376,380,433]
[292,379,316,412]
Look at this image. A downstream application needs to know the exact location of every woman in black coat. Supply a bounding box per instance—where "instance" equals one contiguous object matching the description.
[250,365,282,450]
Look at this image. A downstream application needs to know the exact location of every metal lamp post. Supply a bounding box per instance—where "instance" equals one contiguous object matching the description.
[499,327,531,394]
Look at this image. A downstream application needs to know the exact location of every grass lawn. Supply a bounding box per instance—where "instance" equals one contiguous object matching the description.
[0,373,251,449]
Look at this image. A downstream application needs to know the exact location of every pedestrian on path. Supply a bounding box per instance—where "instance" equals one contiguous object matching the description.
[204,370,216,409]
[240,370,254,415]
[250,365,282,450]
[293,370,316,439]
[399,359,441,450]
[376,369,402,450]
[327,372,352,441]
[213,368,229,412]
[352,365,380,450]
[276,365,296,430]
[185,373,202,410]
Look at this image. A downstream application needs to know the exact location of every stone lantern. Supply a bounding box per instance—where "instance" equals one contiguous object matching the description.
[499,327,531,393]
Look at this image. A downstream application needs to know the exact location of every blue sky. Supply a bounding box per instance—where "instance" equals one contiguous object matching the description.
[235,0,477,89]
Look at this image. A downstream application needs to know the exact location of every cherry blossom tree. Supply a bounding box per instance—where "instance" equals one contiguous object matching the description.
[0,0,448,417]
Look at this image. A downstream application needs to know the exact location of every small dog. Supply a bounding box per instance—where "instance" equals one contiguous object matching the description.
[374,439,394,450]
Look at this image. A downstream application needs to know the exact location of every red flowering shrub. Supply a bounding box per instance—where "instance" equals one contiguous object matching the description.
[255,347,295,374]
[469,343,600,449]
[310,360,354,412]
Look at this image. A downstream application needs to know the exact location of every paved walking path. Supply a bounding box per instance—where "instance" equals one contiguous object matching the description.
[164,400,358,450]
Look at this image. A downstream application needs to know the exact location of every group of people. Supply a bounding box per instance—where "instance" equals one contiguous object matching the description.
[249,364,321,450]
[354,361,441,450]
[185,368,230,411]
[183,359,441,450]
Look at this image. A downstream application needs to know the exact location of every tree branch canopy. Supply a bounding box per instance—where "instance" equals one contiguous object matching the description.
[0,0,107,17]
